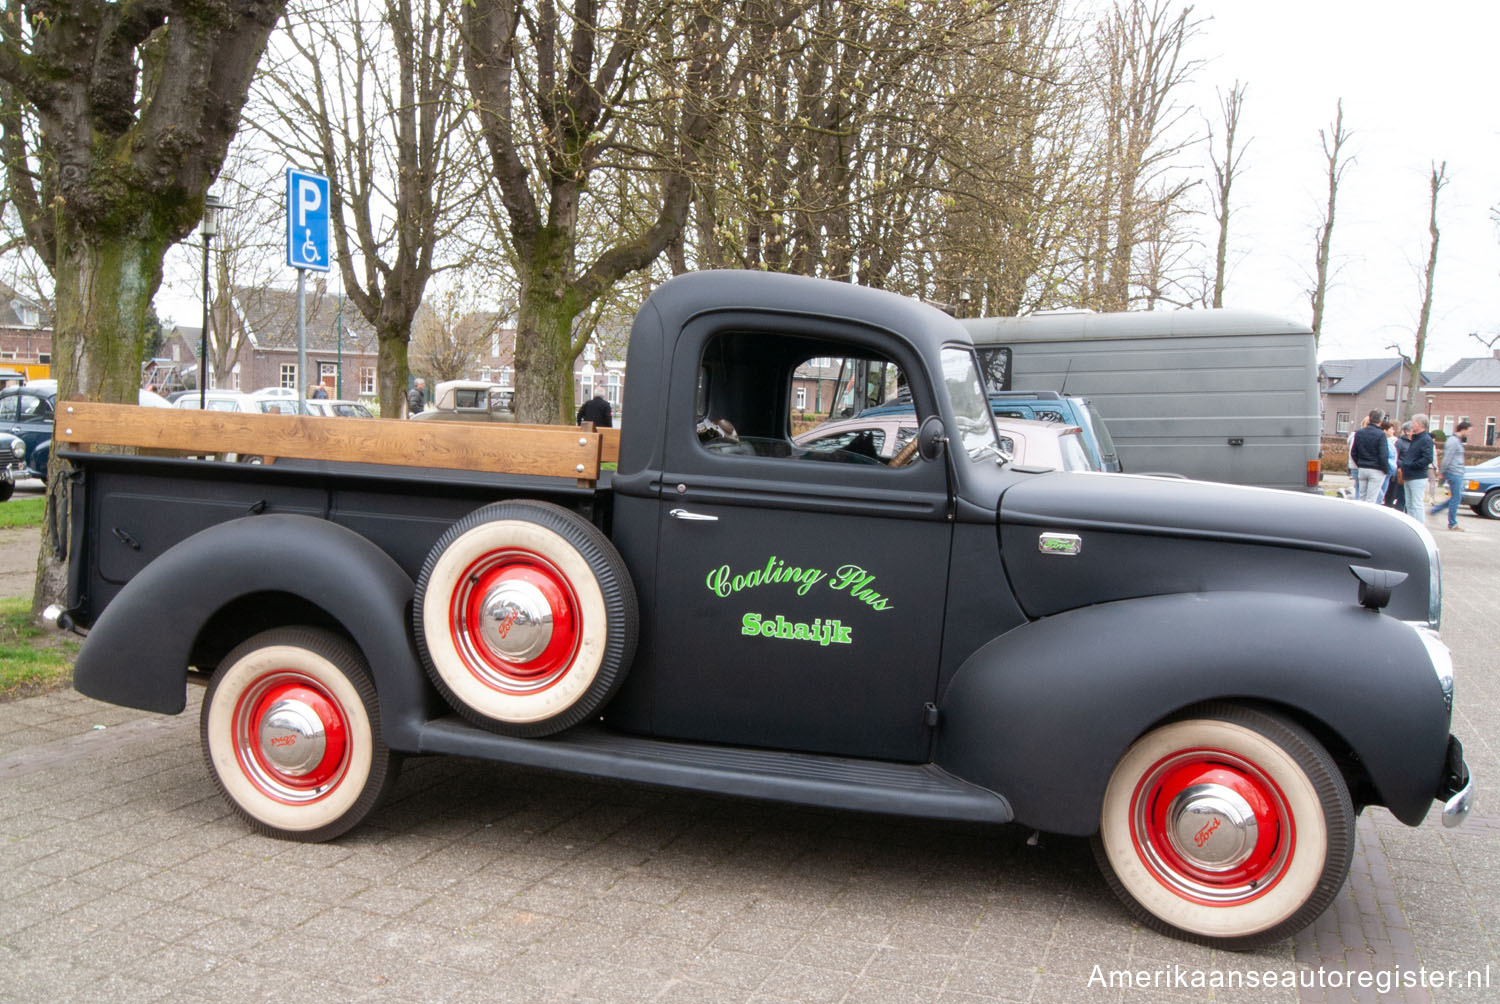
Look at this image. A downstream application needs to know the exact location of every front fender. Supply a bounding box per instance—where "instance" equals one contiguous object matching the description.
[935,591,1452,834]
[73,514,435,745]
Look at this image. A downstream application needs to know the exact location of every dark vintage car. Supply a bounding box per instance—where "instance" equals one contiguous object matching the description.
[0,382,56,480]
[56,270,1470,951]
[1460,455,1500,518]
[2,382,171,481]
[0,431,27,500]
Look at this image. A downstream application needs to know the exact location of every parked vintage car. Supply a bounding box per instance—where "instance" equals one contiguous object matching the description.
[1461,456,1500,518]
[0,432,27,501]
[173,391,257,412]
[305,398,374,418]
[1,382,168,481]
[52,270,1469,950]
[412,380,515,423]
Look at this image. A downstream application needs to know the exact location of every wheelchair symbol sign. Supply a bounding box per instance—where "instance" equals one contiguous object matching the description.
[285,168,331,272]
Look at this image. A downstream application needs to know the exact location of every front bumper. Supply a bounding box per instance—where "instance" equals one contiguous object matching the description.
[1439,735,1473,828]
[1461,490,1482,506]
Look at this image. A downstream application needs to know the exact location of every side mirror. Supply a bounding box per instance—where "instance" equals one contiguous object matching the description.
[917,415,948,462]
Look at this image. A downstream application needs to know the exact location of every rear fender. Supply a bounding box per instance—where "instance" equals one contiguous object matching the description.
[73,514,437,746]
[935,591,1451,833]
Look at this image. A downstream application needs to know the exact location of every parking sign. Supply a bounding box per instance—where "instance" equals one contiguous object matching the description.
[286,168,331,271]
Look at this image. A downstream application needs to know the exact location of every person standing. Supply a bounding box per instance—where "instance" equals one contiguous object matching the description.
[576,393,613,429]
[1429,421,1470,531]
[1383,422,1409,509]
[1349,409,1390,504]
[1401,414,1435,521]
[407,377,426,418]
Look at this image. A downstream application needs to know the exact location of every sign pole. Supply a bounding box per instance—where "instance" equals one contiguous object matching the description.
[297,269,308,410]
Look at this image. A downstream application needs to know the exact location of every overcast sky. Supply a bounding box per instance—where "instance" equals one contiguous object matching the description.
[1183,1,1500,370]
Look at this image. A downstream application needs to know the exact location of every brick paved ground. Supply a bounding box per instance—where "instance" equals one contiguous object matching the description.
[0,497,1493,1002]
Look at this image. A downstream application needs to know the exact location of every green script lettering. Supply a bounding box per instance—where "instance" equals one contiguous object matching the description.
[829,564,892,611]
[740,612,852,646]
[710,557,827,598]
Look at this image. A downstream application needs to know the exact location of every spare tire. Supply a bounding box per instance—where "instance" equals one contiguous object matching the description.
[413,500,637,736]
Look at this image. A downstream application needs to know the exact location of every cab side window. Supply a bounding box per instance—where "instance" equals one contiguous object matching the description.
[694,330,913,467]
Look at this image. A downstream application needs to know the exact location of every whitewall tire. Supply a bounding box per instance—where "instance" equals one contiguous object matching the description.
[1092,703,1354,949]
[414,501,637,737]
[201,628,396,841]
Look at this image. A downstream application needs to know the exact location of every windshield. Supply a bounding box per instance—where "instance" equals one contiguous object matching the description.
[940,348,1004,463]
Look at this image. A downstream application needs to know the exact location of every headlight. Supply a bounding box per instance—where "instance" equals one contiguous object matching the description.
[9,441,23,460]
[1410,625,1454,711]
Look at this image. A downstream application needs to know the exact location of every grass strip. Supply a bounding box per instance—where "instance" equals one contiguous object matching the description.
[0,595,77,701]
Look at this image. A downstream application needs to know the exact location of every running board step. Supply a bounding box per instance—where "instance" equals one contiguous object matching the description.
[413,718,1012,824]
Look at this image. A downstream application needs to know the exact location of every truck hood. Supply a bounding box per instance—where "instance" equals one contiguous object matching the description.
[997,472,1440,625]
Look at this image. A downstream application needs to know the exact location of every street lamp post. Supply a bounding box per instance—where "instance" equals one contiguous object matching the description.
[199,193,224,409]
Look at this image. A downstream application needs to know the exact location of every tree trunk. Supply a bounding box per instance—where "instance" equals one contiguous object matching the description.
[514,254,578,426]
[376,323,412,419]
[34,229,168,610]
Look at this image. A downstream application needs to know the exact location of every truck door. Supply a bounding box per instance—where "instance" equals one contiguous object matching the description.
[646,321,953,762]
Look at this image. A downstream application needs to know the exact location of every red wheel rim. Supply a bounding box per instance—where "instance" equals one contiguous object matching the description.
[1129,747,1295,905]
[448,549,581,694]
[232,672,351,804]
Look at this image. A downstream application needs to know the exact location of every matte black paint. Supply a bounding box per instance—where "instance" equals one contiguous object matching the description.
[999,472,1436,625]
[936,591,1451,833]
[63,271,1458,837]
[73,514,441,746]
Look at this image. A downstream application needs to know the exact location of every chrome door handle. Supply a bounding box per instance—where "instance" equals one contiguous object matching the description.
[669,508,718,522]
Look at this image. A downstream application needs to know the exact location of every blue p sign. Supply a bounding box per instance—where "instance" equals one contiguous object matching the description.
[286,168,331,272]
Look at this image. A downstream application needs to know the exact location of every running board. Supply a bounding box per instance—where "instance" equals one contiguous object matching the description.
[413,718,1012,824]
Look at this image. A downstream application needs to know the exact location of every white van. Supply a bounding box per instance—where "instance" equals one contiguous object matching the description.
[961,309,1321,491]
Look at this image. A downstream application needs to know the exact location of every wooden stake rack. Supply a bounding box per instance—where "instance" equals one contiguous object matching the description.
[52,402,623,486]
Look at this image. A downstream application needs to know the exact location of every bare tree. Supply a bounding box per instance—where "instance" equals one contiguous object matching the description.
[463,0,731,424]
[1207,80,1248,308]
[156,141,287,390]
[1080,0,1203,311]
[1309,99,1351,348]
[0,0,287,607]
[1405,161,1448,422]
[254,0,477,413]
[410,285,503,383]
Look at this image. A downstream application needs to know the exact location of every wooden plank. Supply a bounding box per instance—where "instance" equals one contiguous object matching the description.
[54,403,603,480]
[508,422,619,463]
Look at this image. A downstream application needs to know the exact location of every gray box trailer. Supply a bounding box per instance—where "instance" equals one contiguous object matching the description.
[961,309,1321,491]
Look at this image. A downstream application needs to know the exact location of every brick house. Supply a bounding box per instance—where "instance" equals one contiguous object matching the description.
[1318,358,1427,434]
[1423,353,1500,446]
[0,284,52,377]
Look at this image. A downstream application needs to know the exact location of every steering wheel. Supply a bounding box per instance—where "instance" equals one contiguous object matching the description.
[889,436,920,468]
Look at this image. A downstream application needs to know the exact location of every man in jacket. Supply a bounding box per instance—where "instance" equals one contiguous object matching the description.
[576,394,613,428]
[1401,414,1435,521]
[1430,420,1470,530]
[1349,409,1390,503]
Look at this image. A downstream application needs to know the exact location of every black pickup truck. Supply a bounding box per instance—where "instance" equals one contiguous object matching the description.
[52,270,1470,949]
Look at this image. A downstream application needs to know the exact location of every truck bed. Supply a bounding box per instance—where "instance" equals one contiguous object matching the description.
[62,450,613,624]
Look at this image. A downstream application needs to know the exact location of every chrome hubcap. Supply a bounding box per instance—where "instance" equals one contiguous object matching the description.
[478,580,555,663]
[257,697,329,777]
[1165,783,1258,871]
